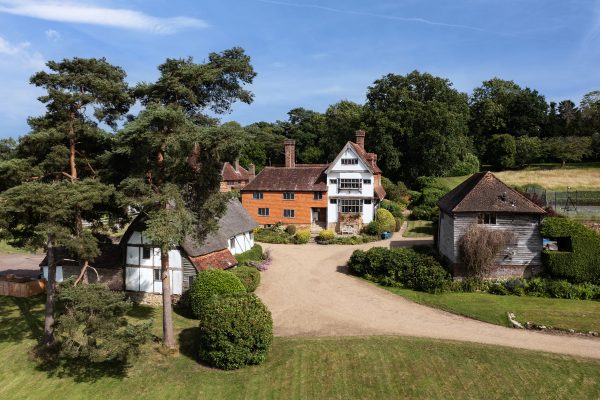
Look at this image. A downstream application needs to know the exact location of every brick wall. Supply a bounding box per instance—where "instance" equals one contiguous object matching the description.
[241,191,328,225]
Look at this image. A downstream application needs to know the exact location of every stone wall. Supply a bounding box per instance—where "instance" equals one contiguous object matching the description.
[451,263,544,279]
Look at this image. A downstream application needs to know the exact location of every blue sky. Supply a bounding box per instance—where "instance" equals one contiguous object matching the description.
[0,0,599,138]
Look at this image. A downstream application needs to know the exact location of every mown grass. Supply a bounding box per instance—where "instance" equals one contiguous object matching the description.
[382,286,600,332]
[403,220,434,237]
[1,296,600,399]
[0,240,34,254]
[437,162,600,191]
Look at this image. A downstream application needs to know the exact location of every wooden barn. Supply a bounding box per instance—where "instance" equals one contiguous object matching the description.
[122,198,258,295]
[437,171,547,278]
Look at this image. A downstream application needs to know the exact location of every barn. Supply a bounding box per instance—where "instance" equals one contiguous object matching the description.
[437,171,547,278]
[122,198,257,295]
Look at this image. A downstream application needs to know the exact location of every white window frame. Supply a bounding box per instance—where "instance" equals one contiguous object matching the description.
[258,208,270,216]
[339,179,362,190]
[253,191,263,200]
[339,199,363,214]
[283,209,295,218]
[341,158,358,165]
[283,192,295,200]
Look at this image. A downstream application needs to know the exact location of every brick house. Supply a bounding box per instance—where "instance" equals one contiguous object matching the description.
[241,131,385,234]
[220,160,255,192]
[437,171,547,278]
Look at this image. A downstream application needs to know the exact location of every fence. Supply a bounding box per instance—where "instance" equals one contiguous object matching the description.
[524,187,600,217]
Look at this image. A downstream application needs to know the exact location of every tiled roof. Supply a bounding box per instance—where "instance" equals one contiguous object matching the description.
[222,162,250,181]
[374,185,386,200]
[241,165,328,192]
[438,171,546,214]
[349,142,382,174]
[189,249,237,271]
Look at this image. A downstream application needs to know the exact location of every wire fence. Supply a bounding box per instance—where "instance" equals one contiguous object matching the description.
[524,187,600,218]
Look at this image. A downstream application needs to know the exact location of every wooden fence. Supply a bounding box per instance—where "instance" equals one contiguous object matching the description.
[0,276,46,297]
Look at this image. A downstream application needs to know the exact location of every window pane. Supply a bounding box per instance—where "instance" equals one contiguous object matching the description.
[154,268,160,281]
[142,246,151,259]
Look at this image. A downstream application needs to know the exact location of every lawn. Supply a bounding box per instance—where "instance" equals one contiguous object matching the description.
[1,296,600,399]
[382,286,600,333]
[403,220,434,237]
[0,240,35,254]
[437,162,600,191]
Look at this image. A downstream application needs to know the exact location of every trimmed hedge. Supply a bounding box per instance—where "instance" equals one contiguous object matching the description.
[348,247,449,293]
[540,218,600,284]
[235,244,264,267]
[375,208,396,233]
[231,266,261,292]
[317,234,379,245]
[198,293,273,370]
[189,269,246,320]
[295,229,311,244]
[318,229,335,241]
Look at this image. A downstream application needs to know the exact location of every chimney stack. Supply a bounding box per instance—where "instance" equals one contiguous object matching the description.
[355,130,366,149]
[284,139,296,168]
[234,158,240,172]
[248,163,256,180]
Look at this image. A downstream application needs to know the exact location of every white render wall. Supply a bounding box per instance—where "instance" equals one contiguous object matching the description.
[228,231,254,255]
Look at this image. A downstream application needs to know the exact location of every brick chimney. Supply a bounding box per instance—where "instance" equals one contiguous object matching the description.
[248,163,256,180]
[234,158,240,172]
[284,139,296,168]
[355,130,366,149]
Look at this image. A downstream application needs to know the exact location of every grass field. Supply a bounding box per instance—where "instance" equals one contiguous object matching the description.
[382,286,600,333]
[403,220,434,237]
[1,296,600,399]
[0,240,34,254]
[437,162,600,191]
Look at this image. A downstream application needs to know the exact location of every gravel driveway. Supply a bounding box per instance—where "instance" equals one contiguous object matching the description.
[256,236,600,359]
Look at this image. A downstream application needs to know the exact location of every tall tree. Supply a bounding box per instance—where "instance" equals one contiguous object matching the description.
[580,91,600,135]
[364,70,472,182]
[118,49,255,349]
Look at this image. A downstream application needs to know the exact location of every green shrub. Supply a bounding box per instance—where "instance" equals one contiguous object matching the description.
[254,227,293,244]
[317,234,379,245]
[231,266,261,292]
[318,229,335,241]
[394,217,403,232]
[235,244,264,266]
[488,282,510,295]
[198,293,273,370]
[285,225,297,235]
[380,199,406,218]
[540,217,600,284]
[294,229,311,244]
[364,220,383,236]
[189,269,246,320]
[410,205,438,222]
[375,208,395,233]
[348,247,450,293]
[449,152,480,176]
[381,177,409,203]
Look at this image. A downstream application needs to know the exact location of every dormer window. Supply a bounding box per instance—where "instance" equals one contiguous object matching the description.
[341,158,358,165]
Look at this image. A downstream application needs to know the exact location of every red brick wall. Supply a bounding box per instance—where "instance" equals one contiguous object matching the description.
[241,191,327,225]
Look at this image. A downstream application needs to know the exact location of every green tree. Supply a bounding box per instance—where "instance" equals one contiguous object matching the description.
[580,91,600,135]
[544,136,592,167]
[321,100,365,160]
[364,70,471,182]
[515,135,544,167]
[280,108,327,163]
[487,134,516,170]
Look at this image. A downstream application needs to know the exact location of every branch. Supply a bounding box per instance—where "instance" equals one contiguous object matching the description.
[75,150,98,177]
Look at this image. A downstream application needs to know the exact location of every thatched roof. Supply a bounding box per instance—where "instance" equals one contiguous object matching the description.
[438,171,546,214]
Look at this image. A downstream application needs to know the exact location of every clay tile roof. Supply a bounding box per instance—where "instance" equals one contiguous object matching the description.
[438,171,546,214]
[222,162,250,181]
[349,142,382,173]
[374,185,386,200]
[241,165,328,192]
[188,249,237,271]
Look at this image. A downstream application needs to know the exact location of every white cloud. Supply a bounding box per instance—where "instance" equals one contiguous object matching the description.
[0,36,45,69]
[0,1,208,35]
[45,29,60,41]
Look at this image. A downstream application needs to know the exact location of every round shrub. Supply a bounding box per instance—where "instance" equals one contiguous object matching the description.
[295,229,311,244]
[318,229,335,241]
[199,293,273,370]
[364,220,383,236]
[231,266,261,292]
[285,224,297,235]
[189,269,246,319]
[375,208,395,233]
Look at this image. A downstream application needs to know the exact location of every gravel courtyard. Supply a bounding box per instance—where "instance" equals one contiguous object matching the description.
[255,237,600,360]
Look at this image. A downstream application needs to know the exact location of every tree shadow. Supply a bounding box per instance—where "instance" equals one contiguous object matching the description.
[0,295,44,343]
[127,303,156,320]
[408,227,434,236]
[178,327,214,368]
[34,349,129,383]
[336,265,349,274]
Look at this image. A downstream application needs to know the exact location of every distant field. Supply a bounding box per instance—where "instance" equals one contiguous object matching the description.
[437,163,600,191]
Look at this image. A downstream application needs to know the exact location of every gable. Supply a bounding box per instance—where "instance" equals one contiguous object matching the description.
[326,143,373,174]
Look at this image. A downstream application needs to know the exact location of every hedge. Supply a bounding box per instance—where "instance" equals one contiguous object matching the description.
[540,218,600,284]
[198,293,273,370]
[348,247,449,293]
[318,229,335,241]
[189,269,246,320]
[231,266,261,292]
[295,229,311,244]
[235,244,264,267]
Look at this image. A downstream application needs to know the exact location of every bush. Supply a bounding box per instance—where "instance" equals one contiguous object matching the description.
[449,152,480,176]
[318,229,335,241]
[198,293,273,370]
[348,247,450,293]
[394,217,403,232]
[410,205,438,222]
[294,229,311,244]
[231,266,261,292]
[189,269,246,319]
[364,220,383,236]
[375,208,395,233]
[380,199,406,218]
[459,224,514,278]
[381,177,409,203]
[317,234,379,245]
[235,244,264,267]
[254,227,293,244]
[540,217,600,284]
[285,225,297,235]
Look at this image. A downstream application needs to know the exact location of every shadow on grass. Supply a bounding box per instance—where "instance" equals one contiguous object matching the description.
[178,327,201,362]
[407,227,434,236]
[0,295,44,343]
[128,303,156,320]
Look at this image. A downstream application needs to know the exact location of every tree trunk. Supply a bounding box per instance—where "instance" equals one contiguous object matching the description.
[161,247,175,350]
[43,234,57,346]
[68,112,77,182]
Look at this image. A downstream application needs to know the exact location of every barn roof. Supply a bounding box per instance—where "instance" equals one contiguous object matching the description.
[39,240,122,269]
[438,171,546,214]
[222,162,250,182]
[188,249,237,271]
[241,165,328,192]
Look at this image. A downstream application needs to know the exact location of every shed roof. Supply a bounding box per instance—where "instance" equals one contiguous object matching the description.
[188,249,237,271]
[241,165,328,192]
[438,171,546,214]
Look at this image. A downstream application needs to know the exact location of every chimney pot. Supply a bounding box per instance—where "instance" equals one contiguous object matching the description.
[284,139,296,168]
[355,130,366,149]
[248,163,256,180]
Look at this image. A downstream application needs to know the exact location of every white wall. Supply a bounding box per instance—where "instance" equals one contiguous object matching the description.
[228,231,254,255]
[42,266,64,282]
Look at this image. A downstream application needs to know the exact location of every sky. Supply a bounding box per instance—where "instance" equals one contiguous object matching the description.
[0,0,599,138]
